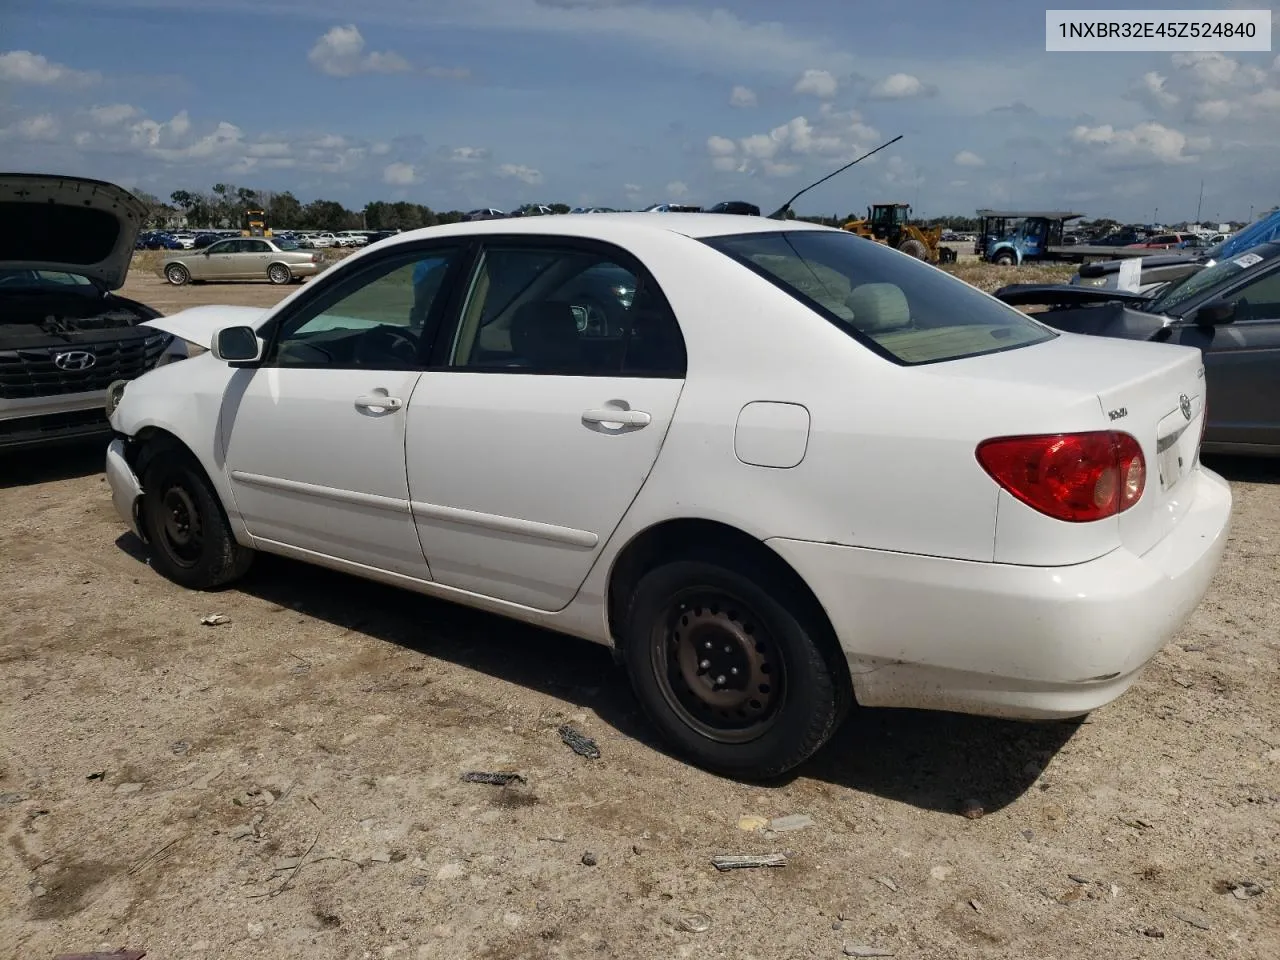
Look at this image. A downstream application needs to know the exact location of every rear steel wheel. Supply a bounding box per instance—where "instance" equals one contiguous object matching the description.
[653,590,784,744]
[267,263,292,285]
[623,555,850,779]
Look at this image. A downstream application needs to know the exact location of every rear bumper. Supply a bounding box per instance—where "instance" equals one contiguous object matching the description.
[766,466,1232,719]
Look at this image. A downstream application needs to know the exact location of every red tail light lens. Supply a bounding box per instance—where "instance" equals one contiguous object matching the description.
[976,431,1146,523]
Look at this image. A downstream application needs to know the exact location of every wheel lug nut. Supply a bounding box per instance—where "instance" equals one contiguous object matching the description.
[731,668,738,675]
[699,659,710,669]
[723,645,731,653]
[704,642,712,649]
[715,675,726,684]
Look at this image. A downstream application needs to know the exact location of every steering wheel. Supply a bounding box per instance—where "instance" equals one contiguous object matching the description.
[353,325,421,366]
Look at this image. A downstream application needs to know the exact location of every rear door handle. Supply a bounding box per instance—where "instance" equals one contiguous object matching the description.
[582,408,650,427]
[355,395,402,411]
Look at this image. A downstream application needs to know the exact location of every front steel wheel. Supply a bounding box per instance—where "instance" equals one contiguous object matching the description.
[139,445,254,590]
[165,263,190,285]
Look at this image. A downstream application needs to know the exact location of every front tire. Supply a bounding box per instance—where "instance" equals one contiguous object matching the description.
[622,555,849,779]
[165,263,191,285]
[139,445,253,590]
[267,263,292,285]
[898,238,929,260]
[993,250,1017,266]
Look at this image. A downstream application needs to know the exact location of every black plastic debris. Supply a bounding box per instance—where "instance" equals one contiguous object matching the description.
[461,771,526,786]
[558,724,601,760]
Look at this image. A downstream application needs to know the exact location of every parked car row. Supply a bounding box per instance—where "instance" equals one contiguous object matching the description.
[461,200,762,221]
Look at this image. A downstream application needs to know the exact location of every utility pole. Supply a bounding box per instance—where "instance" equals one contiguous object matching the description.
[1195,179,1204,224]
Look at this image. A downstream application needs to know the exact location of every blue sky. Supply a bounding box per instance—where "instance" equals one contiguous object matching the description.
[1,0,1277,221]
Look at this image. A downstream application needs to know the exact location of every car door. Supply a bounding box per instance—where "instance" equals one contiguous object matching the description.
[218,241,468,577]
[1171,262,1280,449]
[200,239,237,278]
[244,238,272,278]
[404,238,687,611]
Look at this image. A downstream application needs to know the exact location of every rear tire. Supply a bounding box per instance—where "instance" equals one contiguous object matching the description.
[165,263,190,285]
[267,263,292,285]
[622,553,850,780]
[139,445,253,590]
[898,238,929,260]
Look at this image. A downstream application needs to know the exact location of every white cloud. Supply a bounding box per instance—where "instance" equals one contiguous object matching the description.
[793,69,837,98]
[869,72,934,99]
[308,25,412,77]
[1171,51,1262,88]
[1137,71,1179,108]
[666,180,689,197]
[382,161,416,185]
[1069,121,1207,164]
[168,109,191,137]
[1192,99,1235,122]
[449,146,490,161]
[953,150,985,167]
[949,179,968,188]
[623,182,643,199]
[706,135,736,156]
[0,50,100,86]
[88,103,141,126]
[498,163,544,185]
[711,105,880,178]
[0,114,60,141]
[246,141,291,157]
[730,84,757,108]
[370,141,391,155]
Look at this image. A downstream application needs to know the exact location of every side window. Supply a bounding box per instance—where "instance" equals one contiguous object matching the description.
[1228,269,1280,322]
[207,240,232,254]
[249,240,271,253]
[445,244,685,376]
[267,248,461,370]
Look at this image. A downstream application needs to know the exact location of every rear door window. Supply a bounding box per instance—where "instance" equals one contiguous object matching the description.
[705,229,1055,365]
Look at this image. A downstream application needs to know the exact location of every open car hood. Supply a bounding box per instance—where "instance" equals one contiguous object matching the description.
[994,283,1153,308]
[143,304,269,349]
[0,173,148,290]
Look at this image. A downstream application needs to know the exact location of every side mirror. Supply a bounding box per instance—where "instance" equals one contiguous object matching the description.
[211,325,263,363]
[1192,299,1236,326]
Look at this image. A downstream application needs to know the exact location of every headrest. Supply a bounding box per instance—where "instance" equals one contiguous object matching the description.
[510,300,583,368]
[844,282,911,333]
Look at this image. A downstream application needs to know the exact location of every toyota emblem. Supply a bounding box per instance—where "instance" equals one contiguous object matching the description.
[54,350,96,371]
[1179,393,1192,421]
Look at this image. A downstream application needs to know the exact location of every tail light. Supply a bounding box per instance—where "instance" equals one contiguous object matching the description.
[976,431,1145,523]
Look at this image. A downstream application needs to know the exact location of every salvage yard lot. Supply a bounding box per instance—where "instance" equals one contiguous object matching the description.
[2,258,1278,959]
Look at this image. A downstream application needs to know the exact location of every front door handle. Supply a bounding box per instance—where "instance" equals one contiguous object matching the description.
[355,394,403,411]
[582,408,650,427]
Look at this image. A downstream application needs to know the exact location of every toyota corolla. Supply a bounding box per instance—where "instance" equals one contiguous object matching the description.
[104,214,1232,779]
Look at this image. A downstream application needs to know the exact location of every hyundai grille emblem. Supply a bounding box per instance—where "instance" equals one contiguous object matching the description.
[1179,393,1192,421]
[54,350,97,371]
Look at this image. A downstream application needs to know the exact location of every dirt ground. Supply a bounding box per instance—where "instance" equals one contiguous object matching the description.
[1,257,1277,960]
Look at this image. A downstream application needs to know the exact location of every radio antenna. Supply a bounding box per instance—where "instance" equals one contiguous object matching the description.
[767,134,904,220]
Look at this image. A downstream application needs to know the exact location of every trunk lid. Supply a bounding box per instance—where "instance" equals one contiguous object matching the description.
[940,332,1207,559]
[0,173,147,290]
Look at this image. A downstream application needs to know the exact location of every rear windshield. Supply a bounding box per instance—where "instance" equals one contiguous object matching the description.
[704,230,1056,364]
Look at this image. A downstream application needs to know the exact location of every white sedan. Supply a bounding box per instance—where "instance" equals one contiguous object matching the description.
[104,214,1232,779]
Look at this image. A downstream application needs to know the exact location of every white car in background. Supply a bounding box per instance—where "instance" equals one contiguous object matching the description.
[104,214,1231,779]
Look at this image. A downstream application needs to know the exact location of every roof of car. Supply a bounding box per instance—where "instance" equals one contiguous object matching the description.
[389,212,832,247]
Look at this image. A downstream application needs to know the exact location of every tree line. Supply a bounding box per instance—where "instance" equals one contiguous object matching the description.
[131,183,1189,236]
[132,183,577,232]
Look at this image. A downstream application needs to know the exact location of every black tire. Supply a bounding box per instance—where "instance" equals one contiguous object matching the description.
[622,553,851,780]
[165,263,191,285]
[993,250,1016,266]
[898,238,929,260]
[138,444,253,590]
[267,262,292,285]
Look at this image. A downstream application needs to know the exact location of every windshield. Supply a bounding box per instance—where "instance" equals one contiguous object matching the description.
[0,269,95,291]
[705,230,1056,364]
[1145,244,1277,314]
